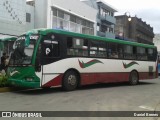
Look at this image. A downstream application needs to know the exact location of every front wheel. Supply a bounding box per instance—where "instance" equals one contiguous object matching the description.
[129,71,139,85]
[62,71,78,91]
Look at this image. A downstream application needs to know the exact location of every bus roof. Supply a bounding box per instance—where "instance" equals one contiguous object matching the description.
[0,37,17,42]
[25,28,156,49]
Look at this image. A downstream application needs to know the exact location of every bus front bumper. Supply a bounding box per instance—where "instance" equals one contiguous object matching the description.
[8,79,40,88]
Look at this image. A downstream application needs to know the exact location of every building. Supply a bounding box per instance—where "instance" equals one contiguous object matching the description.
[81,0,117,38]
[0,0,34,38]
[34,0,97,35]
[115,15,154,44]
[0,0,97,58]
[0,0,34,59]
[0,0,97,38]
[153,34,160,53]
[0,0,117,59]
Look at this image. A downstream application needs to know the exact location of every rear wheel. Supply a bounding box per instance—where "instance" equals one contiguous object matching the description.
[129,71,139,85]
[62,71,78,91]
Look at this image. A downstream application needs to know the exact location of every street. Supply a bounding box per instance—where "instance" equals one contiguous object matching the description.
[0,78,160,120]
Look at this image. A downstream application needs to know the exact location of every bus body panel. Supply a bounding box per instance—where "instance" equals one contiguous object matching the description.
[37,58,157,87]
[7,66,40,88]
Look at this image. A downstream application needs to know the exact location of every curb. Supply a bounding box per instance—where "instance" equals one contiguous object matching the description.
[0,87,26,93]
[0,87,12,93]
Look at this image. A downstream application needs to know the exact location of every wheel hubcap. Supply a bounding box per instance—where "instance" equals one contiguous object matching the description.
[68,75,76,85]
[132,72,137,84]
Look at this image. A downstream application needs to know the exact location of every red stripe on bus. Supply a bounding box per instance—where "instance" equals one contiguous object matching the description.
[80,73,129,85]
[42,72,157,87]
[42,74,63,87]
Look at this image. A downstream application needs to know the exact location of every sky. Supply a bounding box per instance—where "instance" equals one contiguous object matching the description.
[105,0,160,33]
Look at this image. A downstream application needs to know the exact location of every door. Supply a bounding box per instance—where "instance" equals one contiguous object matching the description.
[40,35,60,86]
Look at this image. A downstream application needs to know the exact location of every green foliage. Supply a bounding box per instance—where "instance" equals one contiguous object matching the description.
[0,75,8,87]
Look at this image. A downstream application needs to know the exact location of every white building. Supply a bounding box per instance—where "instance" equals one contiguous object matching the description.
[34,0,97,35]
[0,0,34,38]
[0,0,116,38]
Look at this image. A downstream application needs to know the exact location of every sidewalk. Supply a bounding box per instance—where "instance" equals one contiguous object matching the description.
[0,87,27,93]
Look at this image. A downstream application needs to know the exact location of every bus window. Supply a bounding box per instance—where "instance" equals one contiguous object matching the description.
[98,42,107,58]
[9,36,36,65]
[89,40,107,58]
[137,47,147,60]
[108,43,118,59]
[117,44,123,59]
[41,35,59,65]
[67,37,88,56]
[90,41,98,57]
[124,45,133,60]
[43,40,59,58]
[148,48,155,61]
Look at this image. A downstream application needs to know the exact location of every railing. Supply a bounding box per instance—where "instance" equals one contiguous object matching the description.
[98,14,116,24]
[97,31,115,39]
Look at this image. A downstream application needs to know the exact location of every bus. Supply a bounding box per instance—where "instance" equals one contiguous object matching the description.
[7,29,158,91]
[0,37,17,57]
[0,37,17,70]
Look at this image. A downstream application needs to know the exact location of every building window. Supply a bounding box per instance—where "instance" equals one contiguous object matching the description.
[111,12,114,17]
[52,8,57,16]
[82,20,86,26]
[26,13,31,22]
[52,16,57,28]
[70,15,76,23]
[76,17,81,24]
[64,13,70,21]
[58,10,64,19]
[51,8,94,35]
[57,18,69,30]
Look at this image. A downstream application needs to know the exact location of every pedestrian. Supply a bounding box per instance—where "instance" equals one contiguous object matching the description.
[5,55,9,69]
[1,53,7,70]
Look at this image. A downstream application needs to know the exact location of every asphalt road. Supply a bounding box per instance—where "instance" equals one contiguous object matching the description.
[1,78,160,120]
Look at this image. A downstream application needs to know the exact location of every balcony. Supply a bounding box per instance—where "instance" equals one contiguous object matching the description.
[97,31,115,39]
[98,14,116,25]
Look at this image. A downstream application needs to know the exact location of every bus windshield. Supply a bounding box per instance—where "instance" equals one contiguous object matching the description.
[9,35,38,66]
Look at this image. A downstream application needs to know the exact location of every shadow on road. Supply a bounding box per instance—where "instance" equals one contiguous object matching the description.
[12,87,63,95]
[12,81,156,95]
[78,81,156,90]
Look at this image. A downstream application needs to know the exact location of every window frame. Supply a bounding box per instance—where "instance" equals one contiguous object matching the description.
[26,13,31,23]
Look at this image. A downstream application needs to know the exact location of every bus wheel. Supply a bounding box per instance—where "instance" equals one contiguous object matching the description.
[129,71,139,85]
[62,71,78,91]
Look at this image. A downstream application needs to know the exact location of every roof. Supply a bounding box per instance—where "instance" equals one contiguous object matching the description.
[25,28,156,49]
[0,37,17,42]
[96,0,118,12]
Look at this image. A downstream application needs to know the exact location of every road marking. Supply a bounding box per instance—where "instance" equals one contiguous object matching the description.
[139,105,155,111]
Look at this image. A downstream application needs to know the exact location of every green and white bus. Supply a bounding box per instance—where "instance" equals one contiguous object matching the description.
[7,29,158,91]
